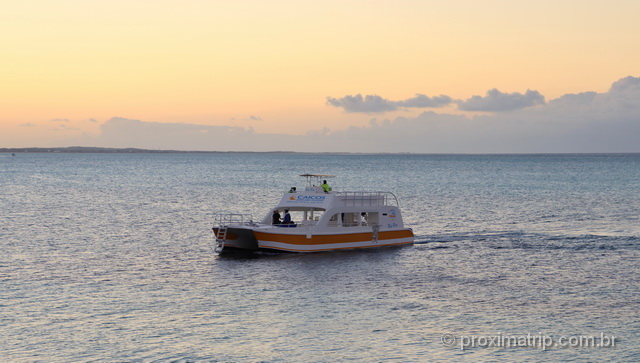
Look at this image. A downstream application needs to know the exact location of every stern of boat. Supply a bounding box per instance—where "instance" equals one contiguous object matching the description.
[212,213,259,253]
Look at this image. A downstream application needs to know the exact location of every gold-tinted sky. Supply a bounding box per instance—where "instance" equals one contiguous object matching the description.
[1,0,639,148]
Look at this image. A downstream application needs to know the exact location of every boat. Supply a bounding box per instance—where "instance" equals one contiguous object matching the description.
[212,174,414,253]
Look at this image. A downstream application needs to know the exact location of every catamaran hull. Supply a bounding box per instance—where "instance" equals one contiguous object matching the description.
[215,227,413,253]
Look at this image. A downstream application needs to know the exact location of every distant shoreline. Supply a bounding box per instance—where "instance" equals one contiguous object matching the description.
[0,147,289,154]
[1,147,639,155]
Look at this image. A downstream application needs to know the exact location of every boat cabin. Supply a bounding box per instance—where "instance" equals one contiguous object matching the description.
[259,174,404,231]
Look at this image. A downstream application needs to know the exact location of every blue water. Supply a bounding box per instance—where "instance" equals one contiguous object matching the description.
[1,153,639,361]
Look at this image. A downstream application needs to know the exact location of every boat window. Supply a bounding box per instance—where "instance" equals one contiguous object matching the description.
[328,212,372,227]
[299,208,324,225]
[342,213,359,227]
[366,212,379,225]
[328,213,341,227]
[289,211,304,224]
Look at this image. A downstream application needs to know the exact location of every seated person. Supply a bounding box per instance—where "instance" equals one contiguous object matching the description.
[283,209,292,224]
[272,210,281,225]
[359,212,368,226]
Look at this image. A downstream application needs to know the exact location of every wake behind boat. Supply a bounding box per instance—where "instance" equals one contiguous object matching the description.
[212,174,414,253]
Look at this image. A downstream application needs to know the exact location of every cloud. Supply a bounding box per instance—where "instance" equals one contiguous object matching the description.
[458,89,546,112]
[610,75,640,93]
[396,94,453,108]
[327,94,397,113]
[230,115,263,122]
[326,93,453,113]
[51,118,70,122]
[546,76,640,119]
[57,124,80,131]
[20,123,37,127]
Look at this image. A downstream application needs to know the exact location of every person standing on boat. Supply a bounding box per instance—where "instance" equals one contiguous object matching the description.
[272,210,281,225]
[321,180,331,193]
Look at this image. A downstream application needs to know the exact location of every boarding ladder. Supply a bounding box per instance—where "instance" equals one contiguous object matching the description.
[212,213,253,254]
[214,226,228,254]
[372,223,379,243]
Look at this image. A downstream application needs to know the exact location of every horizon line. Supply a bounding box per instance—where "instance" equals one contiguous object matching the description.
[2,146,639,156]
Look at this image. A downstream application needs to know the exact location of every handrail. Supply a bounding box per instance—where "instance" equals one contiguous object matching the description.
[334,191,400,207]
[213,213,254,226]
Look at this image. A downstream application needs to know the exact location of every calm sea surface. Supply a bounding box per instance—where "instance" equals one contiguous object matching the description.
[1,153,639,361]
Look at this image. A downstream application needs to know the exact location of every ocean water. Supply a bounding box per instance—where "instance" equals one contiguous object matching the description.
[1,152,639,361]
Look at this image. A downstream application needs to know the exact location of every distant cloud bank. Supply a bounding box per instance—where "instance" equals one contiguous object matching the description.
[78,76,640,153]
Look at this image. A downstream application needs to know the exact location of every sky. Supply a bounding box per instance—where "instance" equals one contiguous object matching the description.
[1,0,639,153]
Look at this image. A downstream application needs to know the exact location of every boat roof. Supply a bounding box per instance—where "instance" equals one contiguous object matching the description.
[299,174,336,178]
[299,174,336,187]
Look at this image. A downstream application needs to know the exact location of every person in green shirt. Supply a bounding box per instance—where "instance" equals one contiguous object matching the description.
[321,180,331,193]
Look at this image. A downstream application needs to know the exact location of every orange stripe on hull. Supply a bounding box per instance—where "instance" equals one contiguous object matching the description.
[379,230,414,240]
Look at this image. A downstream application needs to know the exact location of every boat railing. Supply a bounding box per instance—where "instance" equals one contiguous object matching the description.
[213,213,254,227]
[335,191,400,207]
[300,173,336,188]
